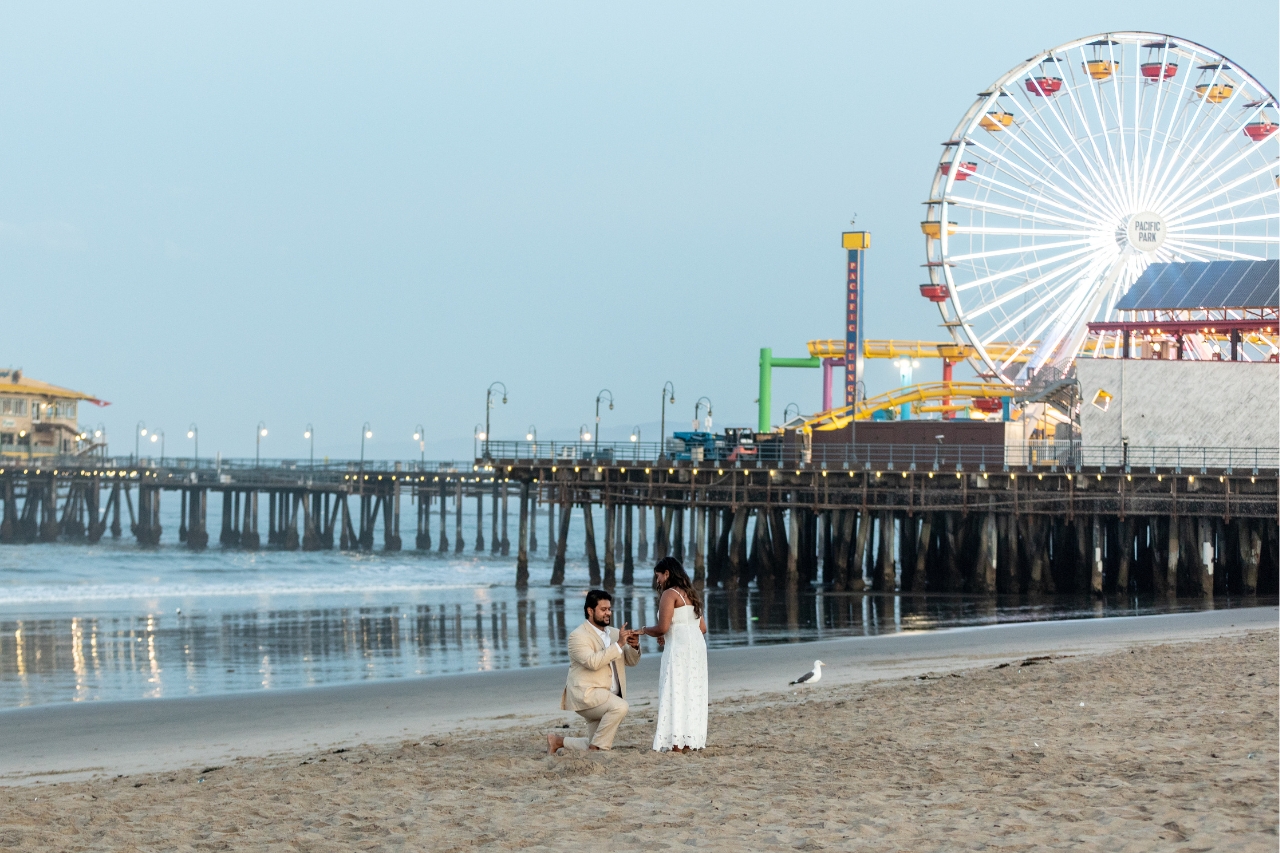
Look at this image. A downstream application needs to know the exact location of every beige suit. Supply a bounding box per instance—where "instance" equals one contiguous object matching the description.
[559,621,641,750]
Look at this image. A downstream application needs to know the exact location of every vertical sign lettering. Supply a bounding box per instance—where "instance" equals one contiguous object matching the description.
[844,247,861,408]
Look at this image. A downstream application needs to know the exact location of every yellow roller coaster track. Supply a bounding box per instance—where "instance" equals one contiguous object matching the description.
[799,382,1018,431]
[807,339,1033,362]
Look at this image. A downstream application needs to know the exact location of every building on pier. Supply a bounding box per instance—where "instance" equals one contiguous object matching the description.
[0,370,107,458]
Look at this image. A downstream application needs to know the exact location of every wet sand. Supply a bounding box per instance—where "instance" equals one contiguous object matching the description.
[0,613,1275,851]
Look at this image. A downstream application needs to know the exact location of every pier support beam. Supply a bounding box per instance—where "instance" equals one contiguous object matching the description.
[187,489,209,550]
[475,490,485,552]
[583,500,601,586]
[529,490,538,553]
[638,504,648,562]
[455,481,464,553]
[242,491,260,550]
[551,488,571,585]
[438,480,449,553]
[622,503,635,584]
[500,483,510,556]
[516,481,530,587]
[490,480,500,555]
[602,500,616,588]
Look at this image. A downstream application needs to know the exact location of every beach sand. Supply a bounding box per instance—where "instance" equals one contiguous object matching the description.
[0,626,1274,851]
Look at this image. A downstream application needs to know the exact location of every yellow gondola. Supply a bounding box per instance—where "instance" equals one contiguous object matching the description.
[1083,59,1117,81]
[1195,83,1234,103]
[920,221,958,238]
[979,111,1014,132]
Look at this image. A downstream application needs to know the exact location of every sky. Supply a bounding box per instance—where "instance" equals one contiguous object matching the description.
[1,2,1275,460]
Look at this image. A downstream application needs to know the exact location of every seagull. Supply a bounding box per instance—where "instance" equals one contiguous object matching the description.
[790,660,825,685]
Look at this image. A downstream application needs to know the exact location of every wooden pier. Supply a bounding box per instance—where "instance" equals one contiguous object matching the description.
[0,442,1275,600]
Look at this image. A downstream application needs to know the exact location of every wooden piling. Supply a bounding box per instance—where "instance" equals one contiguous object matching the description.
[622,503,634,584]
[500,483,510,556]
[489,480,500,555]
[693,505,707,584]
[602,500,616,588]
[529,488,538,553]
[583,500,601,586]
[475,489,485,552]
[638,503,648,561]
[516,481,530,587]
[551,486,571,585]
[454,480,464,553]
[438,479,449,552]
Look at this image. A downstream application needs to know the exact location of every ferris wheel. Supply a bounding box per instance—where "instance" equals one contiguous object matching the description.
[922,32,1279,384]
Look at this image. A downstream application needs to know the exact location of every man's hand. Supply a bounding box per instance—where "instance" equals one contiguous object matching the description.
[625,629,640,650]
[617,623,638,649]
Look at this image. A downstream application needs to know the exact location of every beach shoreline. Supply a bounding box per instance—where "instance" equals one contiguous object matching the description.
[0,617,1274,850]
[1,605,1274,786]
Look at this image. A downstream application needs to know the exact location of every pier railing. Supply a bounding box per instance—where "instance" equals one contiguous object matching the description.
[481,440,1280,474]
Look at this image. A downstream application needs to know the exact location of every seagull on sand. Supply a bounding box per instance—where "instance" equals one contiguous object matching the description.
[790,660,825,685]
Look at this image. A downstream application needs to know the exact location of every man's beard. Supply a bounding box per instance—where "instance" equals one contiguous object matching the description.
[590,614,610,629]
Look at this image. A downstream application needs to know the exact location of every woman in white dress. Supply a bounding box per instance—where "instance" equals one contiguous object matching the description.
[638,557,708,753]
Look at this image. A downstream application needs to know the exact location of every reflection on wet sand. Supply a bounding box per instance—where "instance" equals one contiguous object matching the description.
[0,588,1269,708]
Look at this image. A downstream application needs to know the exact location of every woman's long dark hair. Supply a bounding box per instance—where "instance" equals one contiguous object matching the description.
[652,557,702,617]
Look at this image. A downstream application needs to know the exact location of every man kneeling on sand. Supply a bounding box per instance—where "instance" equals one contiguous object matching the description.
[547,589,641,754]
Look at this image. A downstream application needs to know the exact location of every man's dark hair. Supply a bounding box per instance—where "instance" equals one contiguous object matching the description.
[584,589,612,619]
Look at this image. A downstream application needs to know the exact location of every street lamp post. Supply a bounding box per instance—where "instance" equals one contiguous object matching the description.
[413,424,425,467]
[525,425,537,460]
[594,389,614,455]
[473,424,485,460]
[256,422,267,466]
[630,426,641,462]
[360,423,372,470]
[579,424,591,455]
[783,402,800,423]
[150,429,165,465]
[94,423,106,460]
[485,382,507,459]
[136,421,147,462]
[694,396,713,431]
[304,424,314,467]
[187,423,198,464]
[659,382,675,459]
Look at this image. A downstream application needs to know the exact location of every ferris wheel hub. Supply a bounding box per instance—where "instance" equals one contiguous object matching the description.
[1125,212,1168,253]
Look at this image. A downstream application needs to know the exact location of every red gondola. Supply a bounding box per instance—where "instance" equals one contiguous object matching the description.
[919,284,949,303]
[940,161,977,181]
[1025,76,1062,96]
[1140,62,1177,80]
[1244,121,1277,142]
[972,398,1003,413]
[1140,41,1178,83]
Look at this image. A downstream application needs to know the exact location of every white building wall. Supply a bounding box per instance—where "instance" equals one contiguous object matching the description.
[1076,360,1279,448]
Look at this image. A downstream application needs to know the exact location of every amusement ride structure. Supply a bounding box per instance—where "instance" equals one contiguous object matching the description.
[792,32,1278,434]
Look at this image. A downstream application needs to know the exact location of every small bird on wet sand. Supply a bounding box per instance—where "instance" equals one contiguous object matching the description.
[790,660,825,685]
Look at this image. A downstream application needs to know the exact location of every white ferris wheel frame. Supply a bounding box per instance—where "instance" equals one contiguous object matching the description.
[924,31,1279,384]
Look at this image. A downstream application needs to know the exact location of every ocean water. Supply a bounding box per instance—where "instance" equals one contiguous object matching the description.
[0,498,1265,708]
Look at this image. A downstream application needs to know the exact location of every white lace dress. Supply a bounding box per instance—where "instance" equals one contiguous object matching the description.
[652,604,708,751]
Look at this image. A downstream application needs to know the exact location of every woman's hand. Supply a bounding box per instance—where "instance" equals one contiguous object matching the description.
[656,636,665,651]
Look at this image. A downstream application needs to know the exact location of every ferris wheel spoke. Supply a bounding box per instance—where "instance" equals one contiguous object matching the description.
[1167,183,1278,227]
[1163,239,1270,261]
[1028,256,1127,373]
[1077,46,1129,209]
[1047,54,1129,216]
[964,136,1107,219]
[1171,233,1278,245]
[1148,79,1247,208]
[1156,138,1271,215]
[954,244,1095,292]
[996,86,1123,216]
[963,170,1109,224]
[1135,47,1183,211]
[963,254,1099,322]
[1170,212,1279,231]
[1140,50,1219,209]
[944,195,1104,230]
[947,238,1092,263]
[992,268,1102,365]
[1017,92,1126,221]
[1137,52,1202,210]
[955,226,1088,237]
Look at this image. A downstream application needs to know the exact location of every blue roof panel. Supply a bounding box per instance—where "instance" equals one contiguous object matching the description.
[1117,260,1278,310]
